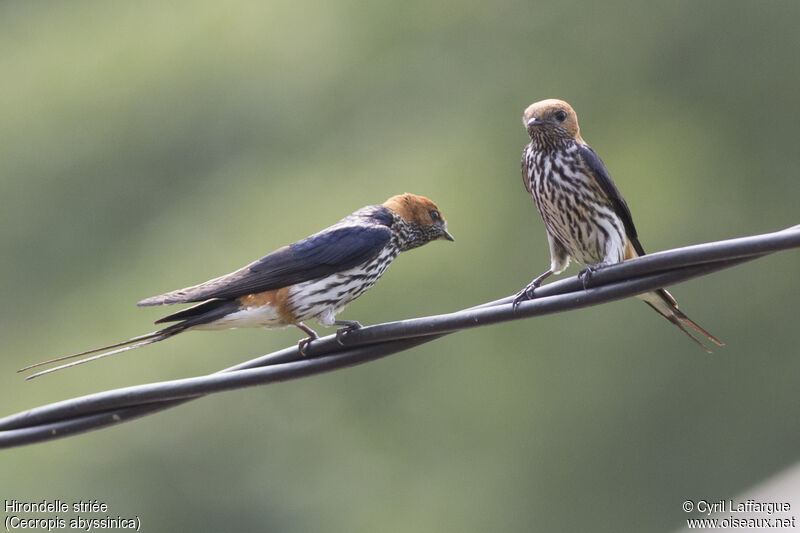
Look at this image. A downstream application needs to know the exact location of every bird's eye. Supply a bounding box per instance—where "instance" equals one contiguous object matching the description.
[429,210,441,221]
[554,110,567,122]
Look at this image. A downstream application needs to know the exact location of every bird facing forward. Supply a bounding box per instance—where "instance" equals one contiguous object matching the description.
[21,193,454,379]
[512,99,723,352]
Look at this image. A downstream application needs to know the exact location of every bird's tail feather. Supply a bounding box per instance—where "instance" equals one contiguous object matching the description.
[19,298,242,380]
[18,326,184,381]
[638,289,724,354]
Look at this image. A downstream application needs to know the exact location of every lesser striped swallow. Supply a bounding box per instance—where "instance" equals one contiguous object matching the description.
[21,193,454,379]
[512,99,723,352]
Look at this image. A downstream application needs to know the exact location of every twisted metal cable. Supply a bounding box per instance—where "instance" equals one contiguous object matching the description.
[1,224,798,449]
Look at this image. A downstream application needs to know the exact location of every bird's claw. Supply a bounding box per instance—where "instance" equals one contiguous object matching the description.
[577,268,592,290]
[298,337,314,356]
[577,262,608,290]
[513,270,554,311]
[335,321,363,346]
[512,283,537,311]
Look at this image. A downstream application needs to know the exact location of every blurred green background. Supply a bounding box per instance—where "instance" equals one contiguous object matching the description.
[2,1,799,531]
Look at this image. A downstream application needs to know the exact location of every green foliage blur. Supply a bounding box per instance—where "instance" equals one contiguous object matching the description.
[2,1,798,531]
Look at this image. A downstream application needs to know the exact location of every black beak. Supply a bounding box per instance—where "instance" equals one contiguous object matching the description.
[441,228,455,242]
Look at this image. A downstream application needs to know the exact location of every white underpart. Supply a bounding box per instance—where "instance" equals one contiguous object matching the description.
[594,210,626,263]
[193,305,286,330]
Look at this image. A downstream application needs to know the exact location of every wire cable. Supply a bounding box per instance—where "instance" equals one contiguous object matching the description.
[1,224,798,449]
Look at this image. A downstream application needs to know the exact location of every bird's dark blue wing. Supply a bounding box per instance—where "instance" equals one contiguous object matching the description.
[250,225,392,287]
[138,224,392,305]
[577,144,645,255]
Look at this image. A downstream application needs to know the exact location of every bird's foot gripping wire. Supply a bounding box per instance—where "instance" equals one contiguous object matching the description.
[577,262,609,290]
[512,284,537,311]
[296,323,319,356]
[334,320,363,346]
[512,270,553,311]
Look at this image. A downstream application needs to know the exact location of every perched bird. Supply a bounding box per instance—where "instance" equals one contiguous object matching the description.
[21,193,454,379]
[512,99,723,352]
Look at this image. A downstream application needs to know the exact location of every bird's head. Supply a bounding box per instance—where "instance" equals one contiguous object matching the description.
[523,99,583,145]
[382,193,454,249]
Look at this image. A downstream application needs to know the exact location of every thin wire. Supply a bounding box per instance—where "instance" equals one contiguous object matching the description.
[1,224,798,449]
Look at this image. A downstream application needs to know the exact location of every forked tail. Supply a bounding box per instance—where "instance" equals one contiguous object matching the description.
[638,289,724,353]
[19,298,241,380]
[18,325,186,380]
